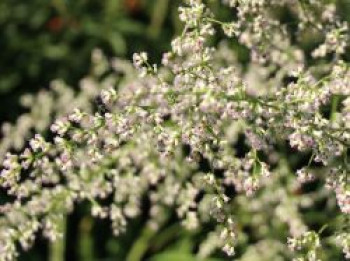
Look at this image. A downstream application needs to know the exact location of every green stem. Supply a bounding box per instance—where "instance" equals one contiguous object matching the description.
[126,225,157,261]
[330,95,340,123]
[78,216,94,261]
[149,223,182,252]
[148,0,169,39]
[49,215,67,261]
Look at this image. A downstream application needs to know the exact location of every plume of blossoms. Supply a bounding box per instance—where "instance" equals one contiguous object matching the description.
[0,0,350,260]
[0,49,110,161]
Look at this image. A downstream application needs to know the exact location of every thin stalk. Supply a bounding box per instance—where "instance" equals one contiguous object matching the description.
[148,0,169,39]
[49,215,67,261]
[330,95,340,123]
[78,216,94,261]
[126,225,156,261]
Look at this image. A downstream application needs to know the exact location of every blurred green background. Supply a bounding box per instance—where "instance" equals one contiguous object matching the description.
[0,0,182,123]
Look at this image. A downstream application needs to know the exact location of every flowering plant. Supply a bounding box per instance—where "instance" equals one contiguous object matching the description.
[1,1,349,260]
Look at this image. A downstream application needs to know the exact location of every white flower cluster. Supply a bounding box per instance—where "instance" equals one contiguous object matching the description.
[0,49,108,161]
[287,231,321,261]
[0,0,349,260]
[337,232,350,259]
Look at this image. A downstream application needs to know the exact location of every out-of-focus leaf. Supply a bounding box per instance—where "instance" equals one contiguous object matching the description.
[113,19,145,35]
[43,45,69,59]
[149,252,224,261]
[0,74,20,93]
[108,32,127,55]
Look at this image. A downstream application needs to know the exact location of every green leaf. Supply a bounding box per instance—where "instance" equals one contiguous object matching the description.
[43,44,68,60]
[108,32,126,55]
[113,19,145,35]
[149,251,224,261]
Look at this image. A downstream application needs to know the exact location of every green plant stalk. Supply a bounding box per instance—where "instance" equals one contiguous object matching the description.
[78,216,94,261]
[49,215,67,261]
[149,223,182,252]
[148,0,169,39]
[330,95,340,123]
[126,225,157,261]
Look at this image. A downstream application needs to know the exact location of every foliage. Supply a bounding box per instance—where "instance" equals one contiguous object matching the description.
[0,0,178,121]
